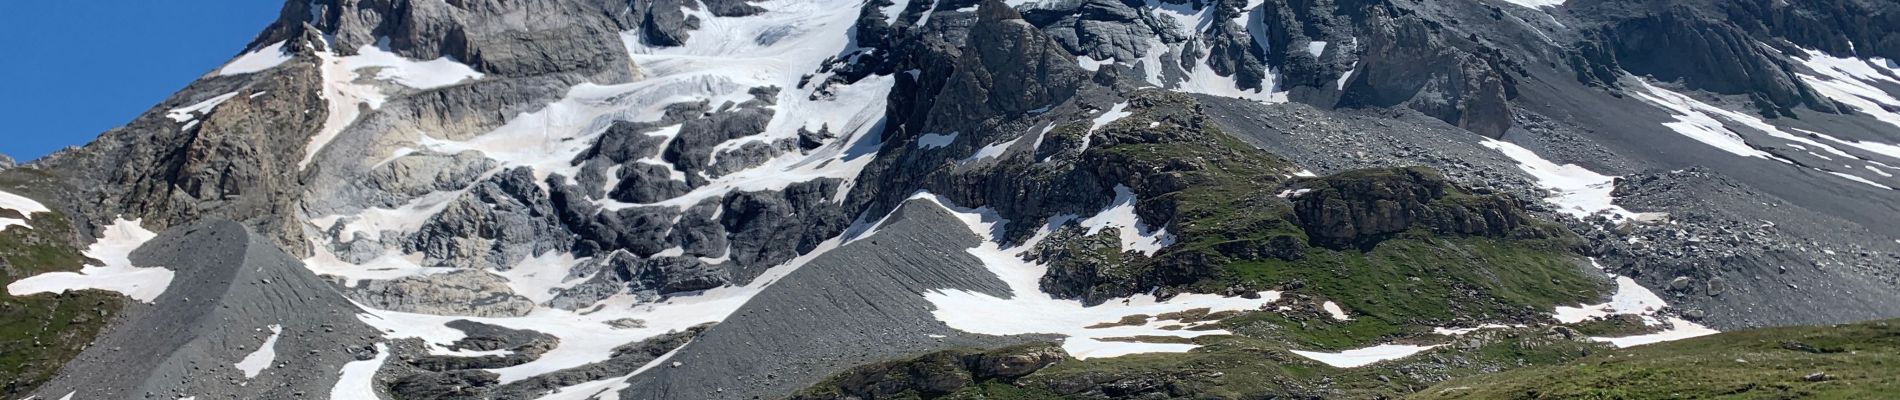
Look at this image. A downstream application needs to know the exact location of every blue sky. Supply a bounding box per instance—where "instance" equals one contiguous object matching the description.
[0,1,283,162]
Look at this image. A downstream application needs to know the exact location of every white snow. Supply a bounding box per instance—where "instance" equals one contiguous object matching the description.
[1795,49,1900,131]
[1629,80,1777,159]
[7,218,174,303]
[917,132,958,149]
[1090,102,1133,133]
[329,342,390,400]
[218,41,294,76]
[1076,102,1133,155]
[1321,301,1350,321]
[234,324,283,379]
[1290,344,1439,368]
[1305,41,1328,58]
[346,41,487,90]
[0,188,50,231]
[1595,317,1720,348]
[1552,275,1669,324]
[1137,38,1169,87]
[1633,77,1900,188]
[1480,139,1663,222]
[1551,261,1719,348]
[1432,324,1515,336]
[1497,0,1566,8]
[915,193,1280,359]
[165,91,241,123]
[1074,185,1175,255]
[1827,171,1892,190]
[961,135,1022,164]
[1076,55,1111,71]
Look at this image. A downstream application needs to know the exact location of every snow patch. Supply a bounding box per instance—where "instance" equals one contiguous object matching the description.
[329,342,389,399]
[961,135,1021,164]
[165,91,241,123]
[1796,48,1900,131]
[218,41,294,76]
[1630,80,1777,159]
[1481,139,1664,222]
[1075,185,1175,255]
[1497,0,1566,8]
[915,193,1279,359]
[7,218,174,303]
[1090,102,1132,133]
[1595,317,1721,348]
[1552,275,1669,323]
[0,188,50,231]
[1305,41,1328,58]
[1432,324,1516,336]
[1321,301,1350,320]
[1291,344,1438,368]
[234,324,283,379]
[1552,261,1719,348]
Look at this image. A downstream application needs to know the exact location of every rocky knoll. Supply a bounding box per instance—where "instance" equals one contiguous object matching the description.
[791,343,1068,400]
[1290,166,1553,250]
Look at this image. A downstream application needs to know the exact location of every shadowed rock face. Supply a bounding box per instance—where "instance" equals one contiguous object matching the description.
[1339,7,1517,138]
[1569,4,1840,115]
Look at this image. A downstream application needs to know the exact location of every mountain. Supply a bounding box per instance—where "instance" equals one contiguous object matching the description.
[1,0,1899,398]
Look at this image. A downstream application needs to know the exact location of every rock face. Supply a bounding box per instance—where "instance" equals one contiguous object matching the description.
[343,270,537,317]
[27,220,380,400]
[1568,2,1840,115]
[791,343,1067,400]
[408,167,570,271]
[1339,8,1517,138]
[1290,167,1549,249]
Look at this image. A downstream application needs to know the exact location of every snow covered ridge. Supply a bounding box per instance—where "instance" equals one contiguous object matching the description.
[0,188,51,231]
[6,218,174,303]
